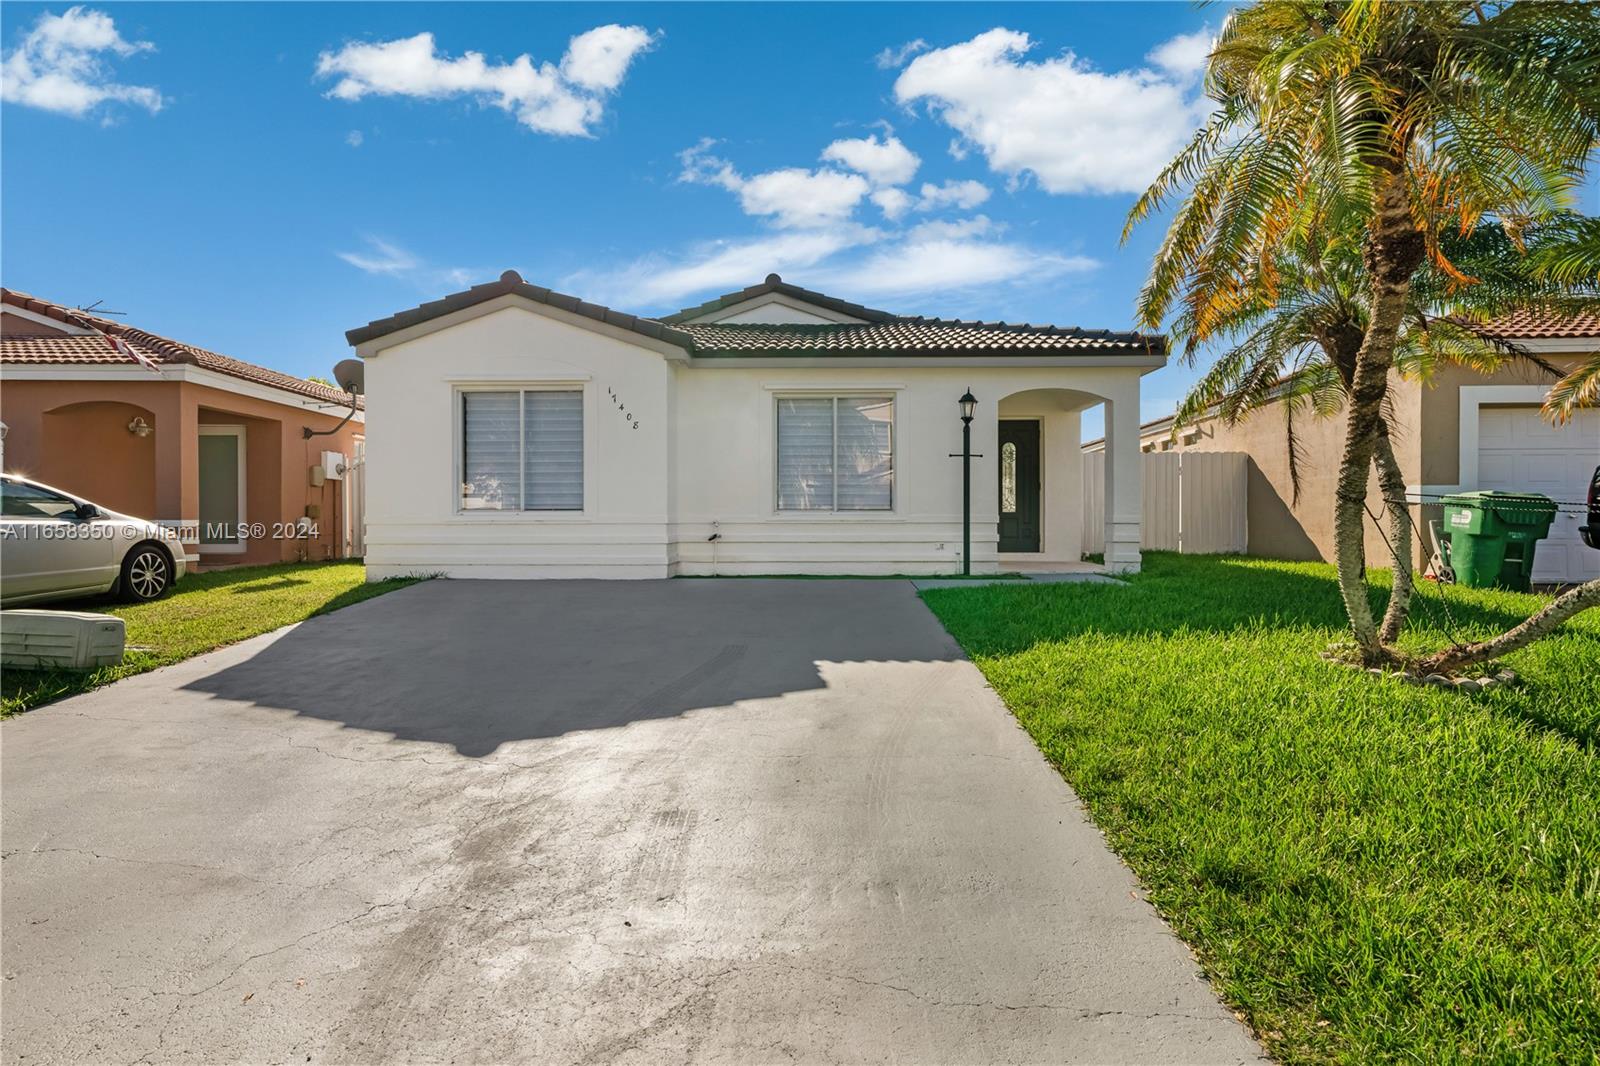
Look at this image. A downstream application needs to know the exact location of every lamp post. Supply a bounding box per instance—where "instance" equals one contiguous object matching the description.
[958,389,977,575]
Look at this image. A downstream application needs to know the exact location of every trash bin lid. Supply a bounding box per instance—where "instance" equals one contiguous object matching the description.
[1445,490,1557,523]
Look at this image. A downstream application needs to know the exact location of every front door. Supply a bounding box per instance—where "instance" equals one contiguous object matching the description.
[998,420,1041,553]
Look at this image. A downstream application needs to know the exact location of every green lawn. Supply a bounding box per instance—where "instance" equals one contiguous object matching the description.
[2,561,421,717]
[921,554,1599,1066]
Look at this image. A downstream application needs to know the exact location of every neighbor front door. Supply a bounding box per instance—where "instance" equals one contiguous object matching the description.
[998,420,1041,553]
[198,426,246,555]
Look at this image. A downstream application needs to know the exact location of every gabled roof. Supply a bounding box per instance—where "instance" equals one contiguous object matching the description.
[346,270,695,350]
[2,288,361,408]
[661,274,900,324]
[347,271,1166,358]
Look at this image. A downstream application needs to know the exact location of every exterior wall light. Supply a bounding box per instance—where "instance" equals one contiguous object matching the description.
[127,416,153,437]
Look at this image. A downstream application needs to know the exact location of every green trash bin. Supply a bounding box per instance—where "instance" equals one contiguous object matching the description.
[1440,491,1558,591]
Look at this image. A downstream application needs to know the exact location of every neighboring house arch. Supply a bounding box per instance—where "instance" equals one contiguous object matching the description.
[41,400,159,519]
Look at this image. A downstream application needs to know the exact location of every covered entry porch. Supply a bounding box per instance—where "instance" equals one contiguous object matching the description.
[989,383,1143,573]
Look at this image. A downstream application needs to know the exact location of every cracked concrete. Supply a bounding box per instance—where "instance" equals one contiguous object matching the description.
[1,578,1265,1064]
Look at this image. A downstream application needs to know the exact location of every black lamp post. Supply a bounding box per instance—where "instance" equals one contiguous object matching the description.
[958,388,978,575]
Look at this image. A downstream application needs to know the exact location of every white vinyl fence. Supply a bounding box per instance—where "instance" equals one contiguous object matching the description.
[1083,451,1247,555]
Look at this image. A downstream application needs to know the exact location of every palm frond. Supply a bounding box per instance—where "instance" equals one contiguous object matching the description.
[1543,356,1600,424]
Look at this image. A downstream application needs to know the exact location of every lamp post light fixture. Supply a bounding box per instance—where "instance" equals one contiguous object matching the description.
[957,388,978,575]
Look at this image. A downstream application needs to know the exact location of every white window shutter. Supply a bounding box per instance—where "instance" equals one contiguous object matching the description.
[777,398,835,510]
[523,390,584,510]
[461,392,521,510]
[835,396,893,510]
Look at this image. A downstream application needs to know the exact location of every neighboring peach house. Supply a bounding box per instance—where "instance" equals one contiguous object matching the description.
[1,289,364,568]
[1085,311,1600,586]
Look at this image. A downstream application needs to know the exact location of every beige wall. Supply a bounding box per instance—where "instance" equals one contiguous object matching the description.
[1106,353,1590,568]
[2,377,363,566]
[1414,356,1584,487]
[38,399,159,517]
[1123,373,1419,564]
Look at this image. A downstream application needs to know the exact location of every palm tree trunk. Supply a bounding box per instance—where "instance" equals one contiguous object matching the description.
[1420,579,1600,673]
[1334,169,1426,662]
[1374,425,1414,643]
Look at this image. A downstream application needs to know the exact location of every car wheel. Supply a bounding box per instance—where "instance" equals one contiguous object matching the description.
[120,543,173,603]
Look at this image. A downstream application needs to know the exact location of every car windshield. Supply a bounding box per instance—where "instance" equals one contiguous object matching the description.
[1,480,79,519]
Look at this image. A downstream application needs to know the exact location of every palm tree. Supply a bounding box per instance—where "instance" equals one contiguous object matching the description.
[1167,219,1593,643]
[1128,0,1600,664]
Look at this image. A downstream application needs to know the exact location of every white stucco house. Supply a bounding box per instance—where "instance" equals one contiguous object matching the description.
[347,272,1166,579]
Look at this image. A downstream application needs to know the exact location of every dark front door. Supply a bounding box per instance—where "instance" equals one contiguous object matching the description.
[998,420,1041,553]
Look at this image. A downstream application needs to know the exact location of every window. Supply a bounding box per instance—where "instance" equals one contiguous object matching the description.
[776,396,893,511]
[1001,442,1017,513]
[1,480,78,519]
[460,389,583,511]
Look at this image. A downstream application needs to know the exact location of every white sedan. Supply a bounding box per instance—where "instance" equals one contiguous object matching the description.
[1,474,186,606]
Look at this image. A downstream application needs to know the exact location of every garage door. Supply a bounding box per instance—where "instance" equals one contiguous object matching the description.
[1477,406,1600,585]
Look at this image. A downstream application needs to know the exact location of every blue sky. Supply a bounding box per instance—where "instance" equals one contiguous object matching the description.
[7,3,1231,437]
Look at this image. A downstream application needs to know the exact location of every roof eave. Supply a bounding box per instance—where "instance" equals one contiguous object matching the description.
[345,271,698,353]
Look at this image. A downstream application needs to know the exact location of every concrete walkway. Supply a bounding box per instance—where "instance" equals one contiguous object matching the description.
[910,572,1124,590]
[1,579,1262,1065]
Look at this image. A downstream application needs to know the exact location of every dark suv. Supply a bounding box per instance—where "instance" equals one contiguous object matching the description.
[1583,465,1600,550]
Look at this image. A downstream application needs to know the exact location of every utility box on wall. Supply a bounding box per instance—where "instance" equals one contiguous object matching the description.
[320,451,346,481]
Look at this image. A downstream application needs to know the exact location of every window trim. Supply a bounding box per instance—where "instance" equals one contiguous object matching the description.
[772,391,897,515]
[453,383,589,518]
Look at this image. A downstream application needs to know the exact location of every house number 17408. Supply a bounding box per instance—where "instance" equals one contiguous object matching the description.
[607,386,640,429]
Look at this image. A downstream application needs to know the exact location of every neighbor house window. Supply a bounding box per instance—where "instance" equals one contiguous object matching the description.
[776,396,893,511]
[460,389,583,511]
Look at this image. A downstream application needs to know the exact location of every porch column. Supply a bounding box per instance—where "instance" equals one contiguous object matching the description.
[150,385,199,560]
[1102,392,1143,573]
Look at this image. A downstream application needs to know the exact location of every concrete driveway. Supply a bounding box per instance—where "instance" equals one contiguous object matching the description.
[1,579,1263,1065]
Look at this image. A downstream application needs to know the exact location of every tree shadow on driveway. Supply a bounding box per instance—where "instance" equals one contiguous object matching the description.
[182,578,962,757]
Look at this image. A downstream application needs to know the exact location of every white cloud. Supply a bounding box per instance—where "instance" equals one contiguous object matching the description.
[894,27,1207,195]
[818,233,1094,300]
[1,6,162,118]
[875,39,928,70]
[569,209,1088,310]
[739,169,869,229]
[315,24,657,136]
[906,215,997,241]
[631,116,1090,309]
[337,237,418,276]
[560,24,656,91]
[916,178,990,211]
[1146,27,1214,81]
[345,129,364,147]
[870,187,914,220]
[679,140,869,229]
[567,228,874,308]
[821,133,920,187]
[336,236,481,290]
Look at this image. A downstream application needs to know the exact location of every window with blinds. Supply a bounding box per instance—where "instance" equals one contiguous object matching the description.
[460,389,583,511]
[776,396,893,511]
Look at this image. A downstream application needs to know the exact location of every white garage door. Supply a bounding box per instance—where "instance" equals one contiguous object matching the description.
[1477,406,1600,585]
